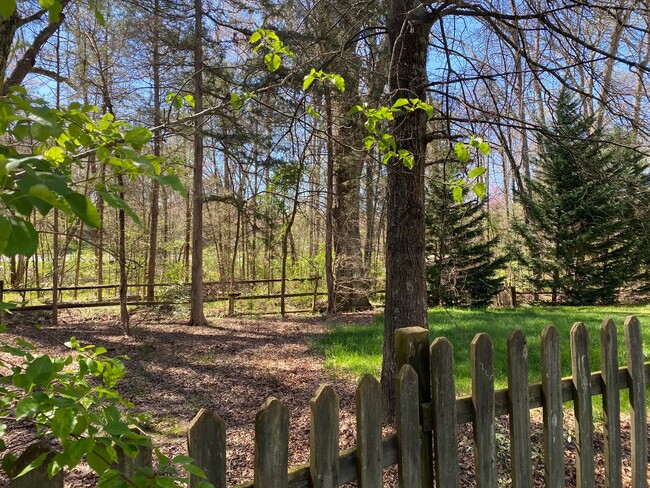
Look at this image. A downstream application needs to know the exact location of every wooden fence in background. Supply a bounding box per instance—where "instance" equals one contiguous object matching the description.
[0,276,323,317]
[8,316,650,487]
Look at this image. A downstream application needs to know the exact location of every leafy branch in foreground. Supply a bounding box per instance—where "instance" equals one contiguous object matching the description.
[0,330,212,486]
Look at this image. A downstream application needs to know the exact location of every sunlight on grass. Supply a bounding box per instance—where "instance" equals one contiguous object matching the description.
[316,305,650,397]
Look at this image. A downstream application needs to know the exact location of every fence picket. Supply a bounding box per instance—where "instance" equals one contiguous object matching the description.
[356,375,382,488]
[600,319,622,488]
[430,337,459,488]
[310,385,339,488]
[8,442,63,488]
[114,427,153,481]
[506,329,532,488]
[541,325,564,488]
[397,364,422,488]
[570,322,595,488]
[471,333,496,488]
[395,326,433,488]
[187,408,226,488]
[624,315,648,488]
[255,397,289,488]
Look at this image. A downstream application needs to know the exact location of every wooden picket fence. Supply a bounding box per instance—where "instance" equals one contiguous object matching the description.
[7,316,650,487]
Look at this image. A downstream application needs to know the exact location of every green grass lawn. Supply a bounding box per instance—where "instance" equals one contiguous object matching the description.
[316,305,650,396]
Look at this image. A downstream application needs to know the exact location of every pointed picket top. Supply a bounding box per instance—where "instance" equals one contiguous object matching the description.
[310,385,340,488]
[187,408,226,488]
[570,322,595,488]
[541,325,564,488]
[431,337,459,488]
[471,332,495,488]
[600,319,622,488]
[356,375,382,488]
[255,397,289,488]
[624,315,647,488]
[507,329,532,488]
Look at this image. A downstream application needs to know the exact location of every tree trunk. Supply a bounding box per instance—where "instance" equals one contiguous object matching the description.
[146,0,162,302]
[189,0,207,326]
[381,0,430,420]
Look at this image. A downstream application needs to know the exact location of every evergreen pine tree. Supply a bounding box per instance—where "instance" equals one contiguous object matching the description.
[426,173,506,308]
[514,89,646,304]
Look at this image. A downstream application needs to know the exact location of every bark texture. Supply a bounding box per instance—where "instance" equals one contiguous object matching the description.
[381,0,430,419]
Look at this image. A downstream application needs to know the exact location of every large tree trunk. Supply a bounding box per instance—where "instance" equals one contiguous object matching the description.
[381,0,430,420]
[188,0,208,326]
[331,85,372,312]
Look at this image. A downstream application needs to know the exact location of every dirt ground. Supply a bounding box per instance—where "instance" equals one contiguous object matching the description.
[1,307,649,487]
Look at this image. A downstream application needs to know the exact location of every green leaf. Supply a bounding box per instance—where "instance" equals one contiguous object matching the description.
[333,75,345,92]
[453,185,463,202]
[454,142,470,163]
[249,30,262,44]
[391,98,410,110]
[154,174,187,198]
[65,192,100,228]
[0,216,10,255]
[124,127,152,151]
[468,166,486,179]
[473,182,486,199]
[348,105,363,116]
[98,189,142,226]
[264,53,281,72]
[229,93,242,111]
[478,141,490,156]
[24,354,56,386]
[51,408,76,438]
[363,136,375,150]
[302,75,315,91]
[306,105,321,118]
[15,396,41,419]
[1,216,38,257]
[39,0,62,22]
[0,0,16,19]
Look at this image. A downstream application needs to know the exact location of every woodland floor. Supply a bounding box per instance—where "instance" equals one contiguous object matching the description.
[1,307,649,487]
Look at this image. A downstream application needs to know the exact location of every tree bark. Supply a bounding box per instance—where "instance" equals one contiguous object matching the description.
[189,0,208,326]
[381,0,430,420]
[146,0,162,302]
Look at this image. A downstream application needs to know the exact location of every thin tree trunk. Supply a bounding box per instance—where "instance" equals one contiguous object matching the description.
[189,0,207,326]
[118,174,130,334]
[324,91,336,314]
[146,0,162,302]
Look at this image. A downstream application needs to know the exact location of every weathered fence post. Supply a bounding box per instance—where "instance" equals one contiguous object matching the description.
[255,397,289,488]
[471,333,496,488]
[541,325,564,488]
[600,319,622,488]
[395,326,433,488]
[114,427,153,481]
[624,315,648,488]
[506,330,532,488]
[187,408,227,488]
[570,322,595,488]
[311,276,319,314]
[430,337,459,488]
[397,364,422,488]
[0,280,4,324]
[510,285,517,308]
[310,385,339,488]
[8,442,63,488]
[356,375,382,488]
[228,292,238,316]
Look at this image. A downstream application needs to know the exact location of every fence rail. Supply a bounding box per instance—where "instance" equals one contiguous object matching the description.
[0,277,323,316]
[7,316,649,487]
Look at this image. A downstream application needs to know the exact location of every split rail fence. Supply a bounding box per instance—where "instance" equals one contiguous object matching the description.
[8,316,650,487]
[0,276,324,317]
